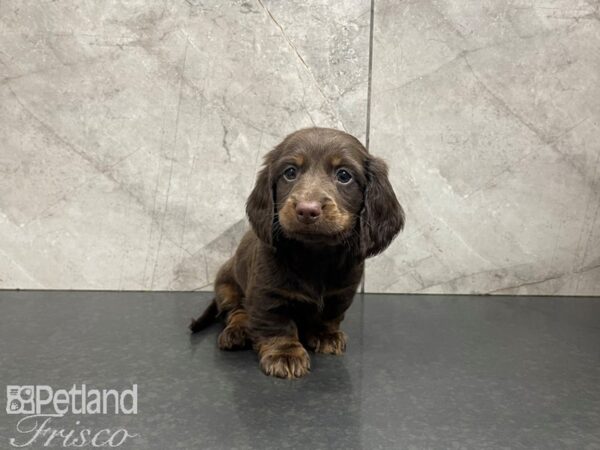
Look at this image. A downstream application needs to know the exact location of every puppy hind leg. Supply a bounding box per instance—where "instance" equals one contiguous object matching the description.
[214,262,249,349]
[213,258,244,313]
[218,308,250,350]
[215,281,243,313]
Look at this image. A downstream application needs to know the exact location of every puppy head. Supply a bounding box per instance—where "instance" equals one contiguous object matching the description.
[246,127,404,255]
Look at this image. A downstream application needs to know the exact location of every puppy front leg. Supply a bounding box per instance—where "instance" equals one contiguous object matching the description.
[305,290,355,355]
[250,310,310,379]
[305,318,347,355]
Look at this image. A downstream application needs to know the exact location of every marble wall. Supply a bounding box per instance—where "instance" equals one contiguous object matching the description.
[0,0,598,295]
[366,0,600,295]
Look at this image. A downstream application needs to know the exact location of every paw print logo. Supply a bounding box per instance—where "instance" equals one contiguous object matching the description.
[6,386,35,415]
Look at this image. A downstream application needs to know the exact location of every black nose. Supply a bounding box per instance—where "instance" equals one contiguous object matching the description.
[296,201,322,224]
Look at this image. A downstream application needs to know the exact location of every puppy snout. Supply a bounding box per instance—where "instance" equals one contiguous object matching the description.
[295,201,322,224]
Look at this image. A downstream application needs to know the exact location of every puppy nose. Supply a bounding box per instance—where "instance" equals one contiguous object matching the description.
[296,201,322,224]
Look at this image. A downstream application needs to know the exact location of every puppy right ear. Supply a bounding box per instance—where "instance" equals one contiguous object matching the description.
[246,163,274,245]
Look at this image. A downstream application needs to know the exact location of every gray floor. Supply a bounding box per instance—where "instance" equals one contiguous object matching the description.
[0,291,599,450]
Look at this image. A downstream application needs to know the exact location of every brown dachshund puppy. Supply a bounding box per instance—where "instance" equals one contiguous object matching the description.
[190,127,404,378]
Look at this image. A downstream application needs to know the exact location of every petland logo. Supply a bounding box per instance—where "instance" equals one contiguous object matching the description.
[5,384,139,448]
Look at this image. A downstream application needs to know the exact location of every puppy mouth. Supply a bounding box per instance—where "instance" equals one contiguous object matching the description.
[277,202,355,242]
[279,220,352,243]
[285,230,345,245]
[290,229,333,240]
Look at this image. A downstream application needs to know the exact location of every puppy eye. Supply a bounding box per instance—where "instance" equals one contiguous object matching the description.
[283,166,297,181]
[336,168,352,184]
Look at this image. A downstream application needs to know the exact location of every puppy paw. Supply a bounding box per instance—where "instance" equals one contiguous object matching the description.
[218,326,249,350]
[307,331,347,355]
[259,344,311,379]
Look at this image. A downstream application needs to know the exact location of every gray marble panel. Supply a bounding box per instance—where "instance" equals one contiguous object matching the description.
[0,0,370,289]
[365,0,600,294]
[1,0,598,295]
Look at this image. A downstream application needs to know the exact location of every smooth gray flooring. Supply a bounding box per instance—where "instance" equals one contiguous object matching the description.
[0,291,599,450]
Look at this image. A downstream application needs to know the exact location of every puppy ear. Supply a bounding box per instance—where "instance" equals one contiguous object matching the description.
[361,156,405,257]
[246,163,274,245]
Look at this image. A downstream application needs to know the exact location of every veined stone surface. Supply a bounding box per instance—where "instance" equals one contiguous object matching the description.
[0,0,369,290]
[365,0,600,295]
[1,0,598,295]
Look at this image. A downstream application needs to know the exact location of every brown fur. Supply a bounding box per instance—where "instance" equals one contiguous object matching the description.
[217,308,250,350]
[190,127,405,378]
[257,335,310,379]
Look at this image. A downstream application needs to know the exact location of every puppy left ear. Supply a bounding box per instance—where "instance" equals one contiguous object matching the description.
[246,163,274,246]
[361,155,405,257]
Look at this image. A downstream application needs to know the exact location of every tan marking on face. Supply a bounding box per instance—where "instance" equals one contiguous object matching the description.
[330,156,342,167]
[278,197,297,229]
[292,155,304,166]
[321,203,353,231]
[279,189,354,235]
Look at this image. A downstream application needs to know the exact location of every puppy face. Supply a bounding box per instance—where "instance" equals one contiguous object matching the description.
[273,130,366,243]
[247,128,405,255]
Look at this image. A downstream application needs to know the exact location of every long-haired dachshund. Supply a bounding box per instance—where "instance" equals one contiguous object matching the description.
[190,127,405,378]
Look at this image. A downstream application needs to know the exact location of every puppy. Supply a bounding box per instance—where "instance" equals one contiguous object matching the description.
[190,127,405,378]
